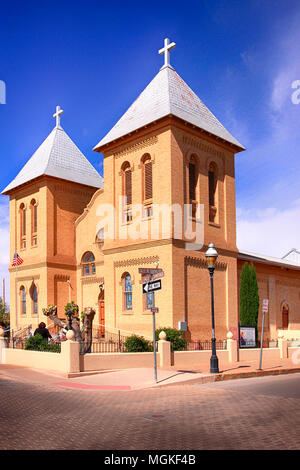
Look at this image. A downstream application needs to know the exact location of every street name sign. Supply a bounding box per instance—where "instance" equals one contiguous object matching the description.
[142,271,165,282]
[138,268,164,275]
[262,299,269,313]
[142,279,162,294]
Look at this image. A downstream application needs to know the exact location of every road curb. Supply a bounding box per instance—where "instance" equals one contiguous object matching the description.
[154,366,300,388]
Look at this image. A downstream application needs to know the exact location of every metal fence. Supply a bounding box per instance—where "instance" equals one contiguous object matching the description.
[80,327,157,355]
[185,340,227,351]
[240,339,279,348]
[81,329,129,354]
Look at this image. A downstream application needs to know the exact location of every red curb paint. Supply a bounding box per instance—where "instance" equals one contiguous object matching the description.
[152,414,165,418]
[54,382,131,391]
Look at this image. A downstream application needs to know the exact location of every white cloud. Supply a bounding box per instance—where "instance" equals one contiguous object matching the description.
[237,200,300,258]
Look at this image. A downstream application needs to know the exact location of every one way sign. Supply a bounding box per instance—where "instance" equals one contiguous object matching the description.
[142,279,162,294]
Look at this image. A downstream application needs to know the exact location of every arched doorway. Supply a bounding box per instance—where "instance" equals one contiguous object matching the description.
[282,304,289,330]
[98,290,105,337]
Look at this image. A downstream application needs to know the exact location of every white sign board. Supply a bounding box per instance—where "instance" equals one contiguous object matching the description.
[240,326,256,348]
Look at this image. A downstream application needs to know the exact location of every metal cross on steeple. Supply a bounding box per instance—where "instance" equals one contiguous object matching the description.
[158,38,176,69]
[53,105,64,128]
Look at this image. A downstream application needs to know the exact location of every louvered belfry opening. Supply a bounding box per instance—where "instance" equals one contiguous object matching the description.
[122,162,132,206]
[208,162,217,223]
[30,199,37,246]
[142,155,153,218]
[20,203,26,249]
[208,170,215,206]
[189,162,196,202]
[122,162,133,223]
[188,159,197,219]
[125,168,132,205]
[144,160,153,200]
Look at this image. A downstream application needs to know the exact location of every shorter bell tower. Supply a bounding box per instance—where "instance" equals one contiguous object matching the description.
[2,106,102,329]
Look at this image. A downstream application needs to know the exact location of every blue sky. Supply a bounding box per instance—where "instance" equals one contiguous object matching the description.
[0,0,300,301]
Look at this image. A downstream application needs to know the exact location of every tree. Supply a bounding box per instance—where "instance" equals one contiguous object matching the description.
[239,262,260,328]
[0,296,9,327]
[42,302,95,354]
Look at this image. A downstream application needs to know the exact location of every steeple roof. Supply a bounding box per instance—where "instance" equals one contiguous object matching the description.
[2,125,103,194]
[94,65,245,151]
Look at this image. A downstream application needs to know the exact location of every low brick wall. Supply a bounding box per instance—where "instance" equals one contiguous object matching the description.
[3,348,66,372]
[238,348,280,362]
[81,351,158,371]
[2,338,293,374]
[172,350,228,368]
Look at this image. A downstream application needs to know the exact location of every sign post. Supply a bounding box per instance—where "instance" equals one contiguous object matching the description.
[151,307,159,382]
[139,268,163,383]
[258,299,269,370]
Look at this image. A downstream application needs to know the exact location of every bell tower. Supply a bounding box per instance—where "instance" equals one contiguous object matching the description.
[2,107,102,329]
[92,38,245,339]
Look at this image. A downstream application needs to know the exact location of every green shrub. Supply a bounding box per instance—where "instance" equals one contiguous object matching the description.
[25,334,61,353]
[64,301,78,315]
[124,335,153,352]
[155,327,187,351]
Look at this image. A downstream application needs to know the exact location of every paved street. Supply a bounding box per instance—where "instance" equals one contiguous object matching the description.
[0,366,300,450]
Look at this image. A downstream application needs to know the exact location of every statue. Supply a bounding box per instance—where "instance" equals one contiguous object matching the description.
[42,303,95,354]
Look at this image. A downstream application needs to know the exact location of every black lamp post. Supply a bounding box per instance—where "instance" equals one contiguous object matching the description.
[205,243,219,374]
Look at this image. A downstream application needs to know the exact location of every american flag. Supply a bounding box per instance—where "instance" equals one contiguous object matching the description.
[12,252,23,267]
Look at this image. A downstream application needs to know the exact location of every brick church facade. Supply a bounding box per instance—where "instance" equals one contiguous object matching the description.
[3,40,300,341]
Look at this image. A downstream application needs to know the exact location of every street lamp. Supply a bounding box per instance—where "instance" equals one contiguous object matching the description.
[205,243,219,374]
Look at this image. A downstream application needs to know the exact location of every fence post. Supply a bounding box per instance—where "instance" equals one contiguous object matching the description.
[61,330,80,374]
[0,328,6,364]
[157,331,171,368]
[278,333,288,359]
[227,331,238,363]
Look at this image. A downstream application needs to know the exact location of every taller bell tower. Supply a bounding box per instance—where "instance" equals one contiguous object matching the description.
[92,38,245,339]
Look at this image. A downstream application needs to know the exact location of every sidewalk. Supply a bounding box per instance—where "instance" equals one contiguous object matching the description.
[1,356,299,391]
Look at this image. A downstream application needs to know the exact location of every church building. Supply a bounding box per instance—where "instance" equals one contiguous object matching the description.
[3,39,300,342]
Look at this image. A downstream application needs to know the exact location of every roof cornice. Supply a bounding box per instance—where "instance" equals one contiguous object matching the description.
[94,114,245,156]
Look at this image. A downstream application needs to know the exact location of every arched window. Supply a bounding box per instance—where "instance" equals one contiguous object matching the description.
[20,286,26,315]
[123,273,132,310]
[30,199,38,246]
[208,162,218,223]
[30,283,38,315]
[141,154,153,218]
[20,203,26,249]
[81,252,96,276]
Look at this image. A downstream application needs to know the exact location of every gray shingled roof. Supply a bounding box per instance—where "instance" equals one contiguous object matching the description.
[94,65,245,150]
[2,126,103,194]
